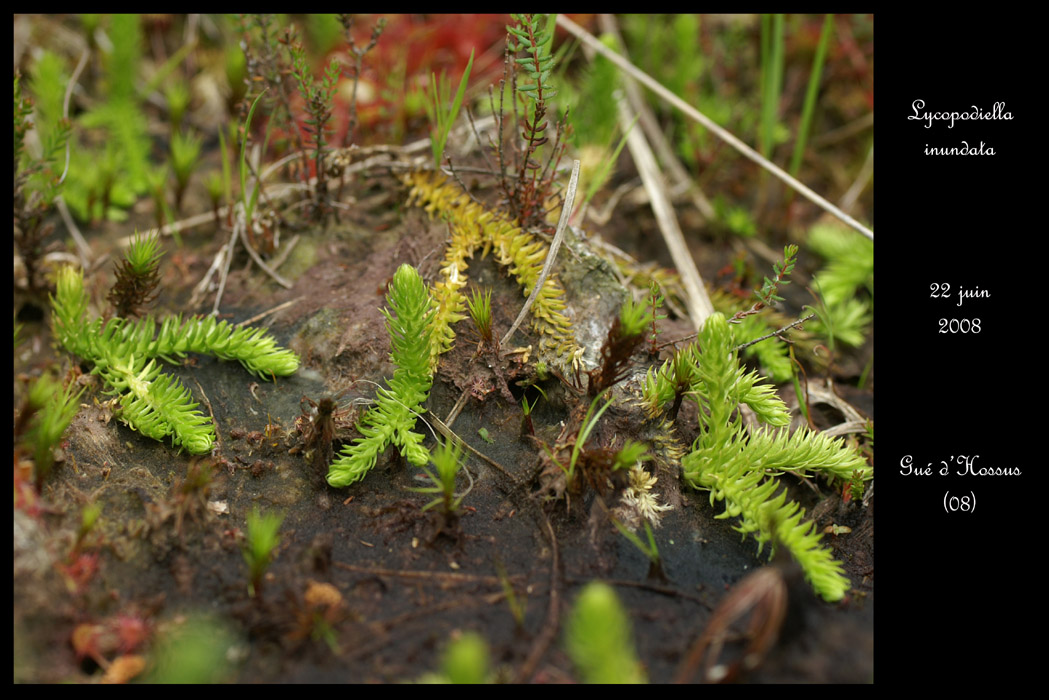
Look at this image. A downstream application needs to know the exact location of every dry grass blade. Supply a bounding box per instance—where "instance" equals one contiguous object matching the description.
[557,14,874,242]
[500,159,581,348]
[596,14,716,222]
[617,93,714,330]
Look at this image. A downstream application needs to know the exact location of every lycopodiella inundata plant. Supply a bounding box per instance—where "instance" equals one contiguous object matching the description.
[243,506,284,598]
[327,264,436,488]
[805,223,874,349]
[639,341,698,421]
[663,312,871,602]
[51,265,299,455]
[409,438,468,519]
[403,170,581,368]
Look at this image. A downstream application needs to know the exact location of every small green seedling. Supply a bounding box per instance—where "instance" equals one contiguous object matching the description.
[144,165,175,236]
[567,389,614,486]
[72,502,102,555]
[242,506,284,597]
[588,297,652,397]
[494,558,526,629]
[440,632,489,684]
[612,440,650,472]
[537,387,615,497]
[18,371,84,488]
[419,631,490,684]
[520,393,538,437]
[327,264,435,487]
[565,581,646,684]
[410,438,468,518]
[424,48,475,170]
[141,614,236,684]
[466,287,493,347]
[477,427,494,444]
[203,171,224,222]
[169,128,203,212]
[164,79,191,133]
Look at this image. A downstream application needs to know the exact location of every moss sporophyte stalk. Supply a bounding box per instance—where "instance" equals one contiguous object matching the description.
[51,265,299,455]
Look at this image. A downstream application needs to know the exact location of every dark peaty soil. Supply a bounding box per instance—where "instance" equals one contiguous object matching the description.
[13,170,873,684]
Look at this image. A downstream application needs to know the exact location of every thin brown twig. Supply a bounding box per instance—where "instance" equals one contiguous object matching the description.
[615,91,714,331]
[733,313,816,352]
[192,378,219,453]
[442,387,472,429]
[595,15,716,222]
[513,513,560,683]
[266,233,300,271]
[428,413,518,487]
[564,575,711,608]
[236,214,292,288]
[235,296,304,327]
[443,158,486,208]
[653,312,815,354]
[55,198,92,270]
[465,107,496,175]
[333,561,525,586]
[211,218,240,315]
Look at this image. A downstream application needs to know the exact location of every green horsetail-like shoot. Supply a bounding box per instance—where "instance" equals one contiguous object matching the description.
[327,264,436,487]
[650,313,871,602]
[243,506,284,598]
[51,265,299,455]
[565,581,646,684]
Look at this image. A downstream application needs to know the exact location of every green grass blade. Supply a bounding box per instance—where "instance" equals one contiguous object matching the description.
[430,49,474,169]
[239,90,266,221]
[569,391,614,477]
[759,13,785,159]
[789,14,834,177]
